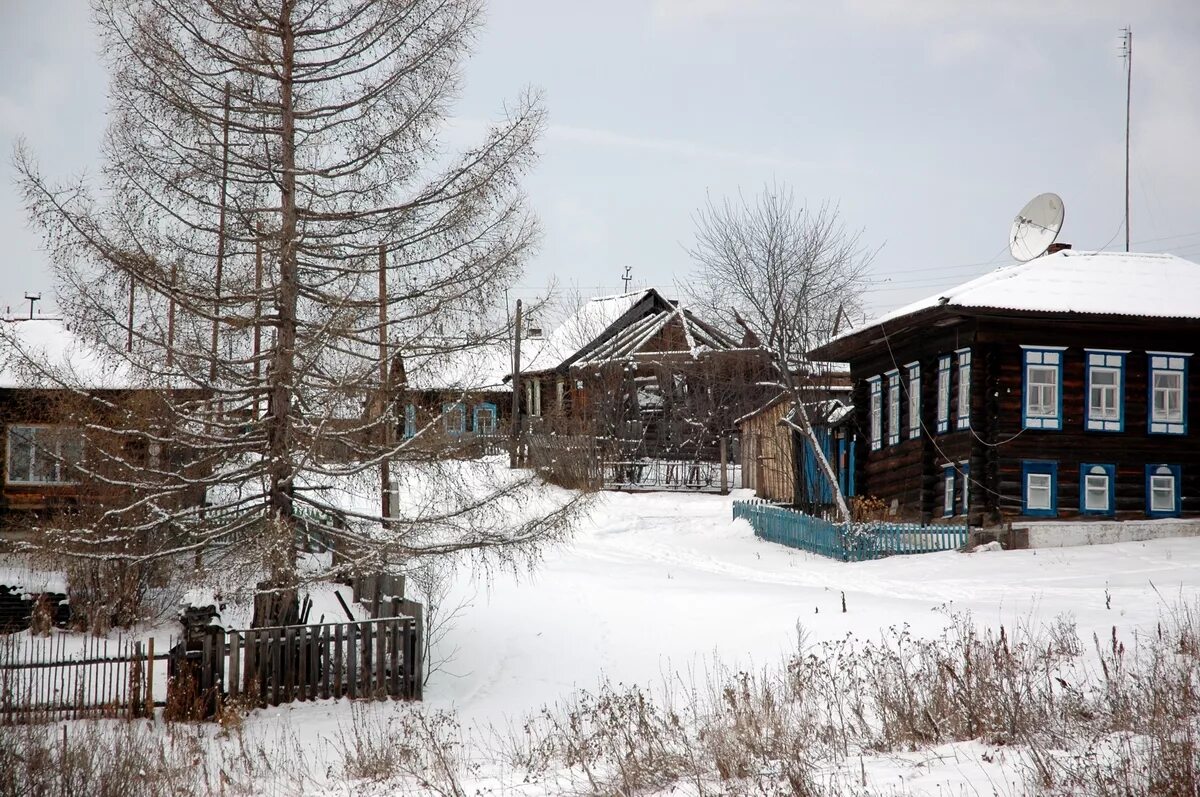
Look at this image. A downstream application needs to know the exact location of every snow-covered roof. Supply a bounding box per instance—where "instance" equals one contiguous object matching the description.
[815,250,1200,358]
[0,317,140,390]
[522,288,739,375]
[402,341,515,393]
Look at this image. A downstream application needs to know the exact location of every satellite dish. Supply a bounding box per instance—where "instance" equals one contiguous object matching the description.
[1009,193,1065,261]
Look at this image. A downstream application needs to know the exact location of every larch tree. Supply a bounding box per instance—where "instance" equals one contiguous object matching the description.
[12,0,584,610]
[685,184,873,523]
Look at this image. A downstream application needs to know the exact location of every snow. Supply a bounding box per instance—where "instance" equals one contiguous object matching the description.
[0,317,139,389]
[825,250,1200,352]
[13,488,1200,793]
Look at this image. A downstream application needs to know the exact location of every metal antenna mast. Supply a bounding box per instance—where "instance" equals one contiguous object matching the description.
[23,292,41,320]
[1121,27,1132,252]
[621,266,632,292]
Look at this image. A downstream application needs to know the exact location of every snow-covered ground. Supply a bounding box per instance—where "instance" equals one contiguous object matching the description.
[7,487,1200,793]
[208,488,1200,794]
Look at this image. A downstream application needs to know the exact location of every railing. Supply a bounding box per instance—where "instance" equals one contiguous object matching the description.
[602,459,741,493]
[733,500,967,562]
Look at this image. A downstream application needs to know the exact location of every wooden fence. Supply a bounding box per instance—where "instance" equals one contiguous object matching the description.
[0,633,160,722]
[733,499,968,561]
[226,614,419,705]
[1,612,420,723]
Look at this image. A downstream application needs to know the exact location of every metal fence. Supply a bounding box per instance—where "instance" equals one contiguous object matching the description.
[732,499,967,561]
[602,459,741,493]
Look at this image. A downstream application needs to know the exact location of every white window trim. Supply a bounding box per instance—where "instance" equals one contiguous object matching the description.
[905,362,920,439]
[1149,475,1176,513]
[1084,473,1110,512]
[886,370,900,446]
[955,348,971,431]
[868,376,883,451]
[1085,350,1127,432]
[1026,473,1053,511]
[943,466,955,516]
[936,356,951,433]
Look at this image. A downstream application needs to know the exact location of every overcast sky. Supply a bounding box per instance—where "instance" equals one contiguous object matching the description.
[2,0,1198,322]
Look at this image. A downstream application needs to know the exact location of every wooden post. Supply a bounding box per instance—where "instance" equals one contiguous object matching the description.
[333,624,344,697]
[166,260,177,367]
[379,242,391,519]
[146,638,155,718]
[228,631,241,699]
[720,436,729,495]
[374,621,386,698]
[346,624,358,699]
[509,299,523,468]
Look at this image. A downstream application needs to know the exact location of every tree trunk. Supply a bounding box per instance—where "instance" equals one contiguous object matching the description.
[268,0,299,583]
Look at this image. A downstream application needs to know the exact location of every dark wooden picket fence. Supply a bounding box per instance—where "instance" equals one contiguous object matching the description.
[1,610,421,723]
[0,633,161,723]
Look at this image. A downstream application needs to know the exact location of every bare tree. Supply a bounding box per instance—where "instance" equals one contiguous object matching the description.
[11,0,585,597]
[685,183,873,522]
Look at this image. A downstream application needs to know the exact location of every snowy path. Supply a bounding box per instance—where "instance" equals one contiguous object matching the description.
[426,489,1200,726]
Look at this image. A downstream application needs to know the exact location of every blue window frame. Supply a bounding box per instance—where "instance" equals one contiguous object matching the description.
[1085,350,1126,432]
[955,348,971,431]
[403,404,416,439]
[886,370,900,446]
[905,362,920,439]
[1022,460,1058,517]
[1080,463,1116,516]
[1145,464,1182,518]
[936,355,951,433]
[942,464,956,517]
[1021,346,1065,431]
[442,401,466,436]
[868,376,882,451]
[1147,352,1190,436]
[473,402,498,435]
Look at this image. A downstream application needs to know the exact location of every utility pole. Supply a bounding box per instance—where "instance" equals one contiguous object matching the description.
[379,243,391,520]
[210,81,231,382]
[509,299,523,469]
[1121,27,1132,253]
[621,266,632,292]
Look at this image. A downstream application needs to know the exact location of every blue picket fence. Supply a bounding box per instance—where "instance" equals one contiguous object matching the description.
[732,500,968,562]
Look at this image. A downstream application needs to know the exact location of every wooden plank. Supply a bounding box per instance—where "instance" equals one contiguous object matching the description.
[346,624,358,699]
[320,624,331,700]
[296,627,308,702]
[388,618,400,698]
[271,629,282,706]
[374,618,385,697]
[228,631,241,699]
[146,638,155,717]
[333,624,344,697]
[284,627,295,703]
[309,626,320,701]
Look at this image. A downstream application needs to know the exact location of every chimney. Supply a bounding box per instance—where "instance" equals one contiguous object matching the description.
[1047,242,1072,254]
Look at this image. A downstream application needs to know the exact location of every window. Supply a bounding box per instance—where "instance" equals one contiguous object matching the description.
[1085,351,1126,432]
[1148,353,1190,435]
[960,461,970,515]
[955,348,971,430]
[1080,463,1115,515]
[868,376,882,451]
[1022,461,1058,517]
[1022,347,1065,430]
[1145,464,1181,517]
[473,402,498,435]
[403,404,416,439]
[6,425,83,485]
[943,465,956,517]
[442,402,466,436]
[936,355,951,433]
[886,370,900,446]
[905,362,920,439]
